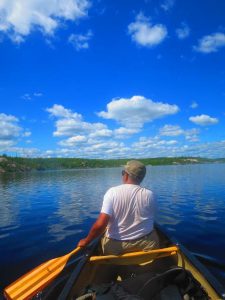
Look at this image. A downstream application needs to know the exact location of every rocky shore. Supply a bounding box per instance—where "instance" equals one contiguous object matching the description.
[0,157,31,173]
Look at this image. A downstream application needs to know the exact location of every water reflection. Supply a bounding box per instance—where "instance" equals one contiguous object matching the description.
[0,164,225,289]
[45,168,121,242]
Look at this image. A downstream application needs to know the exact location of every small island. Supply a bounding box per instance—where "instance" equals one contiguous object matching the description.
[0,155,224,173]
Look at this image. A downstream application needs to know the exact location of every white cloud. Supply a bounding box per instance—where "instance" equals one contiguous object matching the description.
[21,93,32,100]
[49,140,128,159]
[0,0,90,43]
[114,127,140,139]
[55,140,126,158]
[192,140,225,158]
[34,104,223,159]
[0,113,21,139]
[33,92,43,97]
[46,104,113,142]
[184,129,199,142]
[47,104,82,120]
[104,147,130,158]
[89,129,113,138]
[159,124,183,136]
[161,0,175,11]
[8,138,225,159]
[98,96,179,129]
[131,136,180,158]
[53,118,108,137]
[128,13,167,47]
[132,136,225,158]
[176,23,190,39]
[190,101,198,109]
[0,113,22,150]
[21,92,43,100]
[23,131,32,137]
[189,114,219,126]
[89,141,124,151]
[46,103,178,158]
[159,125,200,142]
[59,135,87,147]
[194,32,225,53]
[68,30,92,50]
[9,146,41,157]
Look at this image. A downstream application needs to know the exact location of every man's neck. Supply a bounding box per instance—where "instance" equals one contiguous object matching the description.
[125,178,139,185]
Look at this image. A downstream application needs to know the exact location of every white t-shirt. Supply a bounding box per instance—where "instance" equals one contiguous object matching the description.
[101,184,156,240]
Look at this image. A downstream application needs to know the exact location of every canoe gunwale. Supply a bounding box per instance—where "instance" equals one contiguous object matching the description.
[5,224,225,300]
[43,224,225,300]
[155,223,225,300]
[178,242,225,299]
[56,236,101,300]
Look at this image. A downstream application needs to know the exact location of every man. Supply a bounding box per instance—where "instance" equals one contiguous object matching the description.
[77,160,159,255]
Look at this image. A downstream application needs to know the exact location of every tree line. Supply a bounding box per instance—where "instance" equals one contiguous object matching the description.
[0,155,224,173]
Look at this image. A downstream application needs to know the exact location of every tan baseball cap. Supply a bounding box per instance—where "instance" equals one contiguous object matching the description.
[124,160,146,181]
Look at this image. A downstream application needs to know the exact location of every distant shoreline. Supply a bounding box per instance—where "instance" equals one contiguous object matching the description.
[0,155,225,173]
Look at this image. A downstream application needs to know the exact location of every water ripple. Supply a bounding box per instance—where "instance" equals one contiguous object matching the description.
[0,164,225,289]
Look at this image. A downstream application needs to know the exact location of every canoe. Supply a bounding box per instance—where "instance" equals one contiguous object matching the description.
[4,224,225,300]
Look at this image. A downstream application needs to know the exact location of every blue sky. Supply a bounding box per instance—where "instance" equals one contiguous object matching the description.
[0,0,225,158]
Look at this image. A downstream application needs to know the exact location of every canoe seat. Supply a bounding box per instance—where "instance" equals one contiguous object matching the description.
[153,284,183,300]
[89,246,178,266]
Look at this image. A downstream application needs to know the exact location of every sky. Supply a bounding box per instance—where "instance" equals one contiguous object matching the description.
[0,0,225,159]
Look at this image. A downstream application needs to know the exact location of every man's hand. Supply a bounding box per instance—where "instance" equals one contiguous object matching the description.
[77,213,110,248]
[77,238,89,248]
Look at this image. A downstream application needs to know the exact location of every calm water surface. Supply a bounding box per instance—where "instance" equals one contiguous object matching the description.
[0,164,225,292]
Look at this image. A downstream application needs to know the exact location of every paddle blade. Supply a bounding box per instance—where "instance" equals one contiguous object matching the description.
[4,247,80,300]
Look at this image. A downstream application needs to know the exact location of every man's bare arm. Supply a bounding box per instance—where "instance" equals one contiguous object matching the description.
[77,213,110,247]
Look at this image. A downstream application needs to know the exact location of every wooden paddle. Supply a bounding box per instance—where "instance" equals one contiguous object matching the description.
[4,246,81,300]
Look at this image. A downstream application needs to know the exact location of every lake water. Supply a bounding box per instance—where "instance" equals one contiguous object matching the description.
[0,164,225,293]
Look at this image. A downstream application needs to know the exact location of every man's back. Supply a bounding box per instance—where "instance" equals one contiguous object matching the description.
[101,184,156,240]
[77,160,159,255]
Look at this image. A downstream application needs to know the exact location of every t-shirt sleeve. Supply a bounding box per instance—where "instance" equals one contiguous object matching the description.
[101,189,114,216]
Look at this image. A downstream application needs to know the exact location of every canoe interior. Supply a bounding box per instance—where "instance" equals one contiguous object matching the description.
[31,226,224,300]
[60,227,223,300]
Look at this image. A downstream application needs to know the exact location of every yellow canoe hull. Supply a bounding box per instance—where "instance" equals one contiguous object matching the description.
[4,225,225,300]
